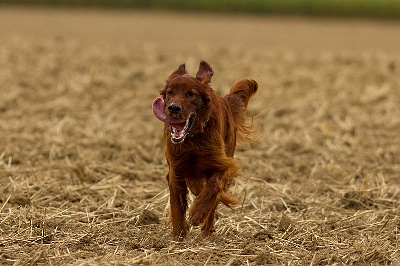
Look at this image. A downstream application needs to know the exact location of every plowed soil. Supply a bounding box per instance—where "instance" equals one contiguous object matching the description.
[0,7,399,265]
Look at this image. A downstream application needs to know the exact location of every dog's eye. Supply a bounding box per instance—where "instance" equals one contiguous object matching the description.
[167,90,173,95]
[187,91,195,97]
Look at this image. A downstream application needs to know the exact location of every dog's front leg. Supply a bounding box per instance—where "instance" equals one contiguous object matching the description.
[167,172,189,240]
[189,173,221,237]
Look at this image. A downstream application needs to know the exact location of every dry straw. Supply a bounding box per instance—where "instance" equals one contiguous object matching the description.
[0,36,399,265]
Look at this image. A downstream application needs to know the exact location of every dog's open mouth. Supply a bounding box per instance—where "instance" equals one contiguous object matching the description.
[168,114,195,143]
[152,97,195,144]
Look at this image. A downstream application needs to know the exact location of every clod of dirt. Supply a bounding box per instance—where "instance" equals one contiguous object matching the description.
[124,240,142,250]
[341,191,375,210]
[278,213,295,232]
[10,195,31,206]
[254,251,278,265]
[137,209,160,226]
[253,229,274,241]
[225,258,242,266]
[240,245,256,255]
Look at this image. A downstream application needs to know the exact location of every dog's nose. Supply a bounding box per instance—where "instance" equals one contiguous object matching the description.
[168,103,182,115]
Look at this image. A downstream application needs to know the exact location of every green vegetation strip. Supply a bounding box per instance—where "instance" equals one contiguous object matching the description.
[2,0,400,19]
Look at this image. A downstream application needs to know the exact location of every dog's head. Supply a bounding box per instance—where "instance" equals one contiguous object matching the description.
[152,61,214,144]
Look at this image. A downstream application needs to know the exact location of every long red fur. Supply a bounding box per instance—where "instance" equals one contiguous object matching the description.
[158,61,258,240]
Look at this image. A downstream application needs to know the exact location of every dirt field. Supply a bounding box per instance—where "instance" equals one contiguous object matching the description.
[0,7,399,265]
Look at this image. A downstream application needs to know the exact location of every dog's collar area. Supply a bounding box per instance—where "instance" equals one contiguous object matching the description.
[187,120,208,138]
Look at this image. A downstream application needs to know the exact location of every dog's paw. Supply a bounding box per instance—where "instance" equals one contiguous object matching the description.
[200,228,214,238]
[189,204,208,226]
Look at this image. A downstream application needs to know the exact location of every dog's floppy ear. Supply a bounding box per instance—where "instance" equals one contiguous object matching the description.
[196,61,214,84]
[167,63,187,82]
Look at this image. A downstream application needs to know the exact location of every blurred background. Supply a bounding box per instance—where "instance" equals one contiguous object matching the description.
[2,0,400,18]
[1,0,400,55]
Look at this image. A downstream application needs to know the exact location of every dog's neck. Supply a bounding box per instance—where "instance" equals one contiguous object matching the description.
[188,120,208,138]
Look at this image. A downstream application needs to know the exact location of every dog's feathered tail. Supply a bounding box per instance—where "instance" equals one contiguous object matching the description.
[225,78,260,143]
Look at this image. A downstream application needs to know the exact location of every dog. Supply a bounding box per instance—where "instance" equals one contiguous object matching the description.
[152,61,258,240]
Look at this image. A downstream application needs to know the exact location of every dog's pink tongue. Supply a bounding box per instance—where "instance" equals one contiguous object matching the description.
[152,97,169,122]
[170,122,185,132]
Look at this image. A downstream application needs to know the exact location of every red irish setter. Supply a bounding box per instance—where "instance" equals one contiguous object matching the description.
[152,61,258,240]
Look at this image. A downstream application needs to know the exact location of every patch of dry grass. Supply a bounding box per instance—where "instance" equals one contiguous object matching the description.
[0,35,399,265]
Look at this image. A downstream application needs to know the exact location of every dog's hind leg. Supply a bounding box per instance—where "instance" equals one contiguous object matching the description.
[189,173,219,228]
[189,170,237,237]
[200,202,218,238]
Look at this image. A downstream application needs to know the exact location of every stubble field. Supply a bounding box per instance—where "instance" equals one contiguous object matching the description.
[0,7,399,265]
